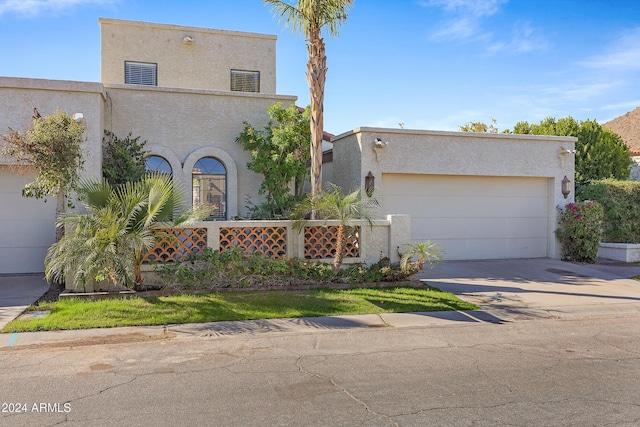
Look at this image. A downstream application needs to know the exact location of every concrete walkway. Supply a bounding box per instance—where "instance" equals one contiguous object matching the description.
[2,258,640,348]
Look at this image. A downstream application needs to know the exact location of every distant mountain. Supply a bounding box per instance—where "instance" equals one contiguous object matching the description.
[604,107,640,156]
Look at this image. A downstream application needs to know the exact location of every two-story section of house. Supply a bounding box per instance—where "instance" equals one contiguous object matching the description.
[99,18,295,221]
[0,18,296,274]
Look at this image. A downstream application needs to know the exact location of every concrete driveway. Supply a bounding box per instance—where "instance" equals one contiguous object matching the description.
[418,258,640,320]
[0,274,49,330]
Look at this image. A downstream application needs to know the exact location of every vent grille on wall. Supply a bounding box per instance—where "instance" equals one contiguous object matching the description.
[125,61,157,86]
[231,70,260,92]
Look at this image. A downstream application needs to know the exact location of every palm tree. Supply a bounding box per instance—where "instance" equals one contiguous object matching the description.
[400,241,443,274]
[45,173,210,291]
[292,183,376,273]
[264,0,353,209]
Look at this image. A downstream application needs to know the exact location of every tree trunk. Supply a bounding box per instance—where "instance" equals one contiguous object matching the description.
[306,31,327,219]
[55,187,65,242]
[333,225,346,273]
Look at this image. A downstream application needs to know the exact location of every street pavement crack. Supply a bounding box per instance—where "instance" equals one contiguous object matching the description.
[295,356,399,427]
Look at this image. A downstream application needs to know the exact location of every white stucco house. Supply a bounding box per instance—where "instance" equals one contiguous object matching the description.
[0,18,576,275]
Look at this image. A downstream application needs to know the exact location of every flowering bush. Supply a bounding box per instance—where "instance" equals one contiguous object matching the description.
[556,201,604,263]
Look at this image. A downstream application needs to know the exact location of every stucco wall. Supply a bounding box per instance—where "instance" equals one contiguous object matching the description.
[332,127,576,208]
[0,77,105,177]
[331,127,577,259]
[0,77,105,273]
[100,18,277,94]
[104,84,297,218]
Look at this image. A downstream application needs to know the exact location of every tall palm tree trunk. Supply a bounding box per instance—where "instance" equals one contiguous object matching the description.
[306,29,326,218]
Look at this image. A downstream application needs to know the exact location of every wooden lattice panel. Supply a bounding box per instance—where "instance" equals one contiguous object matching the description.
[219,226,287,258]
[144,228,207,263]
[304,225,360,259]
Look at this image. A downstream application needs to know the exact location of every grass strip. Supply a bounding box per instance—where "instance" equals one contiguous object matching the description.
[2,286,478,333]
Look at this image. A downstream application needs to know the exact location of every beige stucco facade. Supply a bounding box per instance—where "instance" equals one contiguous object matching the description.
[0,19,295,274]
[0,77,106,274]
[100,18,277,93]
[330,128,577,260]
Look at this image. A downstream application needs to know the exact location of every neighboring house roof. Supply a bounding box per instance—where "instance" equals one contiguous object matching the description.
[604,106,640,156]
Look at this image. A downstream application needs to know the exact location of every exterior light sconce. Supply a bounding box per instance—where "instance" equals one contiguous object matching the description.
[183,35,195,45]
[561,175,571,199]
[365,171,375,197]
[373,138,387,162]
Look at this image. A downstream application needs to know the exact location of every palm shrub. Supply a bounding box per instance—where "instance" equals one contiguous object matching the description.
[555,201,604,263]
[292,183,377,273]
[400,241,443,275]
[45,173,210,291]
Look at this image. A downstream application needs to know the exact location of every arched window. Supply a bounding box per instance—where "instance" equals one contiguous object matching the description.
[145,155,172,175]
[192,157,226,220]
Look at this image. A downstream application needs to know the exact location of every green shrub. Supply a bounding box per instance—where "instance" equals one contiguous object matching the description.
[577,179,640,243]
[156,248,421,289]
[555,201,604,263]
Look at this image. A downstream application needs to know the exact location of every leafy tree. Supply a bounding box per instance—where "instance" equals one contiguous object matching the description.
[1,109,85,241]
[459,118,500,133]
[511,116,631,187]
[237,103,311,219]
[45,173,211,291]
[265,0,353,211]
[292,183,376,273]
[102,130,148,186]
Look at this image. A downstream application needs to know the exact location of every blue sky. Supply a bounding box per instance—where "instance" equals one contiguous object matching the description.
[1,0,639,134]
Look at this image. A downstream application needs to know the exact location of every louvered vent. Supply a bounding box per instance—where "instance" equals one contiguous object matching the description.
[230,70,260,92]
[125,61,157,86]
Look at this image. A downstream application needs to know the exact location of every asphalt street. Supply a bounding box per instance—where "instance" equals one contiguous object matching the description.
[2,314,640,426]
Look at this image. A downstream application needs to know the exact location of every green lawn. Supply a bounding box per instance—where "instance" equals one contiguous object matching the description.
[1,286,478,333]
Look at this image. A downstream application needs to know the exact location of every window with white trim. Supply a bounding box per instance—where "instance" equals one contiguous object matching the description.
[125,61,157,86]
[230,70,260,93]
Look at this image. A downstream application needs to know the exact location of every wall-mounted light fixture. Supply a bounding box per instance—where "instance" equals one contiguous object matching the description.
[561,175,571,199]
[183,35,195,45]
[373,138,387,162]
[365,171,375,197]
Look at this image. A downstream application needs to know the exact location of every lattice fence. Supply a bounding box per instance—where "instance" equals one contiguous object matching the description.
[219,226,287,258]
[304,225,360,259]
[144,228,208,263]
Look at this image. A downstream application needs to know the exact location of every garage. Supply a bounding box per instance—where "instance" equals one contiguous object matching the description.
[0,166,56,274]
[381,174,551,260]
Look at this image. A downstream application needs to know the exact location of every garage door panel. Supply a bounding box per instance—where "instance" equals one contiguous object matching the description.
[383,175,549,198]
[0,167,56,273]
[0,219,55,245]
[386,195,548,218]
[438,238,548,261]
[382,174,550,260]
[412,217,548,240]
[0,248,48,273]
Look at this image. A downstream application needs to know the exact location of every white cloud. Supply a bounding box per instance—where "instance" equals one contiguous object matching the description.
[600,100,640,111]
[0,0,116,18]
[582,27,640,71]
[420,0,506,17]
[487,21,549,54]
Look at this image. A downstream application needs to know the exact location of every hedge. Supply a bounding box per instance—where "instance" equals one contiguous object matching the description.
[577,179,640,243]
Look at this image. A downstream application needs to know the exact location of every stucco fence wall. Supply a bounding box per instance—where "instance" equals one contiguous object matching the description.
[134,216,410,289]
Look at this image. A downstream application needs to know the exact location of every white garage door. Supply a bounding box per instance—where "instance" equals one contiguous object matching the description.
[381,174,550,260]
[0,167,56,274]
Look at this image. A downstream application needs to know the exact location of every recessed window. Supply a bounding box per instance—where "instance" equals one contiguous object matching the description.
[231,70,259,93]
[145,155,172,175]
[125,61,157,86]
[192,157,227,220]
